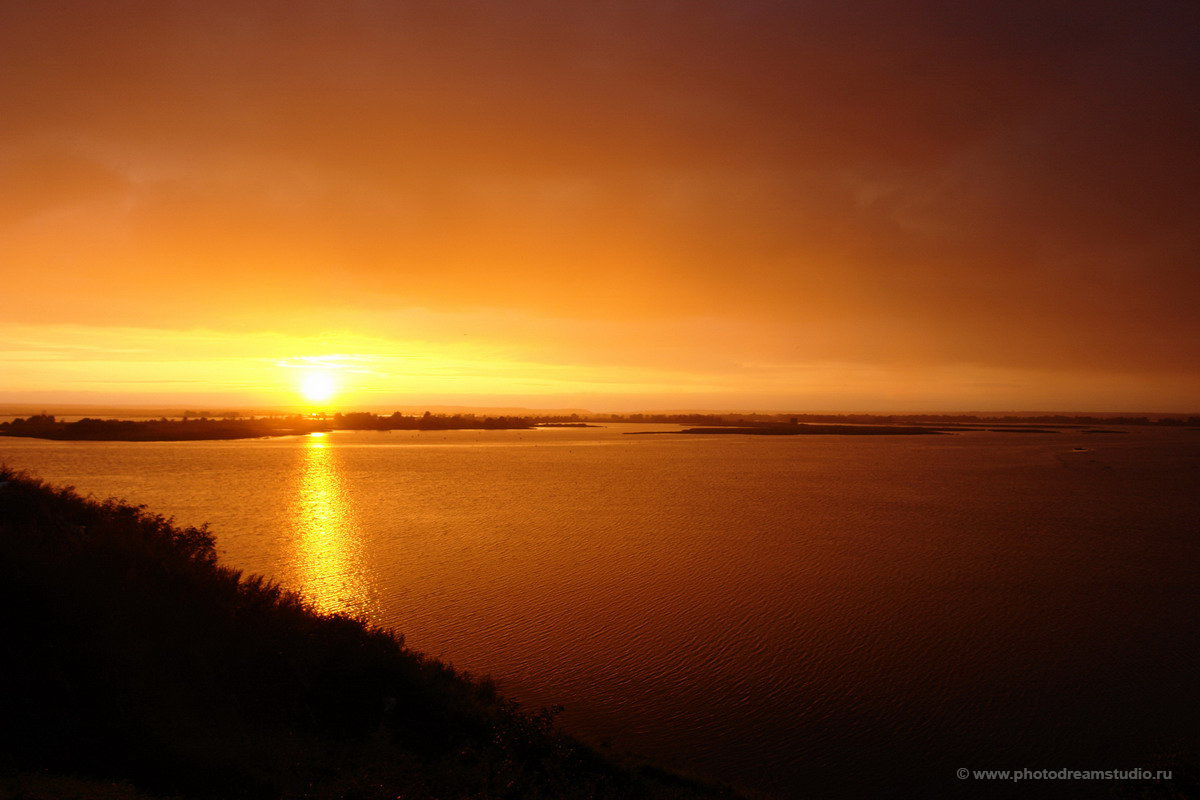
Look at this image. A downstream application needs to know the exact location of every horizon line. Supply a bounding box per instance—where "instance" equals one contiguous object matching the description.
[2,402,1197,418]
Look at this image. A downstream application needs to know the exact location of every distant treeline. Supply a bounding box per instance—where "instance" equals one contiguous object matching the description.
[0,414,328,441]
[583,412,1200,427]
[0,468,737,799]
[327,411,534,430]
[4,411,1196,442]
[0,412,535,441]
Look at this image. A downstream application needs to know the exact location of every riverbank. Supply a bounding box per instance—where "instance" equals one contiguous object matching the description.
[0,468,741,800]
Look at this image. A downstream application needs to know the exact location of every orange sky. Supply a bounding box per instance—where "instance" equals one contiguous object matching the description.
[1,2,1197,411]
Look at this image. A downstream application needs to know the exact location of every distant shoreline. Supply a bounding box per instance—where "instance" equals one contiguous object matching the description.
[629,424,946,435]
[2,411,1194,442]
[0,412,535,442]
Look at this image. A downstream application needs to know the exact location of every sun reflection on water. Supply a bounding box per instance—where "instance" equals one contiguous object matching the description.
[292,434,379,619]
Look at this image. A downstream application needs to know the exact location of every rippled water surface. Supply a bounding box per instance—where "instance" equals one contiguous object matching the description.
[3,424,1198,798]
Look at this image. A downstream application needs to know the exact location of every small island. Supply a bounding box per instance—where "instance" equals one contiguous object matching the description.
[534,422,604,428]
[629,423,945,435]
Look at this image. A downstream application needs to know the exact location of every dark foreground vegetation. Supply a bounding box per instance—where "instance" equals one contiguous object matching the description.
[0,469,738,800]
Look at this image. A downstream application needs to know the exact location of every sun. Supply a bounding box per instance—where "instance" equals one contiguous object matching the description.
[300,371,337,404]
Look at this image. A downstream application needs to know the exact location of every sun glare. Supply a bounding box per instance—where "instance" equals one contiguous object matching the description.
[300,371,337,404]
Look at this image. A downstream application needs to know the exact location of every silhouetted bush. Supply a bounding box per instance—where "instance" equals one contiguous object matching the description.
[0,468,737,799]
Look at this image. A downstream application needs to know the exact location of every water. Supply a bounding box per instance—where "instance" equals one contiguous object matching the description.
[3,424,1198,798]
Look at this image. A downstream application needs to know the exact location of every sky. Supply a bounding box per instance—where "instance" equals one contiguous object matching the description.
[1,1,1197,412]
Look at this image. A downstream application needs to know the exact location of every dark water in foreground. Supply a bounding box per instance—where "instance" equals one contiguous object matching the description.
[2,425,1198,798]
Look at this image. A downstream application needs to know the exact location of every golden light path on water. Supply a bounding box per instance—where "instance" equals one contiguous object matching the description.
[291,432,379,620]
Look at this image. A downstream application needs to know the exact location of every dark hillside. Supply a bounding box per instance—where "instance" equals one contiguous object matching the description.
[0,469,738,800]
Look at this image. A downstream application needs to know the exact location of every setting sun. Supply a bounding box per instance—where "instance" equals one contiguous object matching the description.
[300,371,337,404]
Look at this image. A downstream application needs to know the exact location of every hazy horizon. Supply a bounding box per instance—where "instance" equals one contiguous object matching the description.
[2,399,1196,418]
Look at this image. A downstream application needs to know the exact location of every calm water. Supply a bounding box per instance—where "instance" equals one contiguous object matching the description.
[3,424,1198,798]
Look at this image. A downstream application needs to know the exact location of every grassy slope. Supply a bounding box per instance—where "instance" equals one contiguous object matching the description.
[0,469,740,800]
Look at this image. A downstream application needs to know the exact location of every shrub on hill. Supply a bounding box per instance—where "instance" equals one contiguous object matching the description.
[0,468,737,800]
